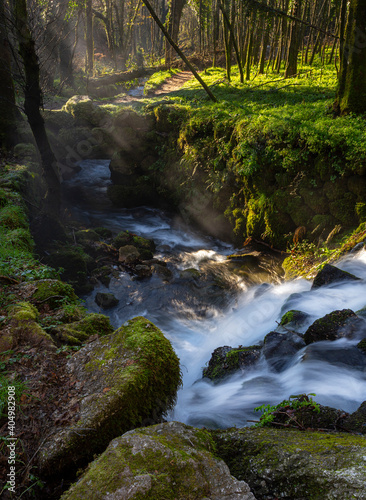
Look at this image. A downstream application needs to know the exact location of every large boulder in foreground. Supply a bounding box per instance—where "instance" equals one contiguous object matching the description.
[61,421,256,500]
[38,317,181,477]
[213,427,366,499]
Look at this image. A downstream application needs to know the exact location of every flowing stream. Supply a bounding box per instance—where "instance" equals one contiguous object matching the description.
[63,159,366,429]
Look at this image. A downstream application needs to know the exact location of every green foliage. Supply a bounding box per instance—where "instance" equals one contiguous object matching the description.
[254,394,320,428]
[0,374,29,419]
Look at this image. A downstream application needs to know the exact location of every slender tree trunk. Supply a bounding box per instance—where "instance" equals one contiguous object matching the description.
[165,0,186,68]
[14,0,61,217]
[85,0,94,75]
[285,0,302,77]
[0,1,17,150]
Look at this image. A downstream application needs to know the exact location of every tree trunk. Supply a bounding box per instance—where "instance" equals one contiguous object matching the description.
[165,0,186,68]
[285,0,302,77]
[85,0,94,75]
[0,1,17,150]
[14,0,61,218]
[335,0,366,114]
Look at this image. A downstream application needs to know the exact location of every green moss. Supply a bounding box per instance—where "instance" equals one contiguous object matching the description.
[11,302,39,321]
[55,313,114,345]
[3,228,34,251]
[212,427,366,499]
[32,280,79,309]
[357,339,366,354]
[0,205,28,230]
[9,302,54,347]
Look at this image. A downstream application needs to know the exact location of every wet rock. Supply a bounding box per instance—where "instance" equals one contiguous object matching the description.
[357,338,366,354]
[302,342,366,370]
[95,292,119,308]
[311,264,361,290]
[151,262,173,281]
[118,245,140,264]
[54,313,114,345]
[213,427,366,499]
[113,231,155,253]
[253,282,272,298]
[279,292,307,315]
[303,309,358,344]
[61,422,256,500]
[278,309,311,331]
[38,317,181,477]
[343,401,366,434]
[263,331,305,372]
[203,345,262,382]
[134,264,152,279]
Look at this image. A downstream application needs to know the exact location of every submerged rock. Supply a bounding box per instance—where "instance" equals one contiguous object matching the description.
[213,427,366,499]
[38,317,181,477]
[311,263,361,289]
[303,309,360,344]
[302,342,366,370]
[61,421,256,500]
[95,292,119,308]
[203,345,262,382]
[263,330,305,372]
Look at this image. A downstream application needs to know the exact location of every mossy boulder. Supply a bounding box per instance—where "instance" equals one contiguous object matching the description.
[213,427,366,499]
[62,95,107,127]
[118,245,141,264]
[303,309,358,345]
[32,280,78,309]
[54,313,114,345]
[203,345,262,382]
[9,302,55,348]
[38,317,181,477]
[279,309,311,330]
[311,264,361,289]
[61,421,255,500]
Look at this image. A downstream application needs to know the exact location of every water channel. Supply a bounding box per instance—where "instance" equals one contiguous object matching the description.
[62,159,366,429]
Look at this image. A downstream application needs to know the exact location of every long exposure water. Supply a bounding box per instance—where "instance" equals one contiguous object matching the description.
[63,160,366,429]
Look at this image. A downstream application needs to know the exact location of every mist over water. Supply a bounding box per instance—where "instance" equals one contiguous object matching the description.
[66,160,366,429]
